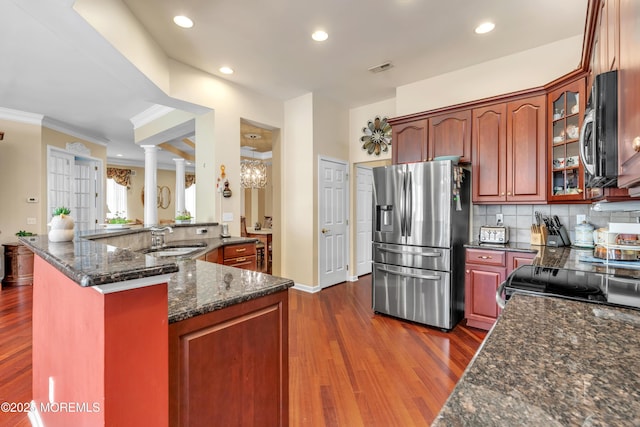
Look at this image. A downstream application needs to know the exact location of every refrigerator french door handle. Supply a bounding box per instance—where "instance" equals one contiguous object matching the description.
[375,246,442,257]
[375,265,441,281]
[406,171,413,237]
[399,170,406,237]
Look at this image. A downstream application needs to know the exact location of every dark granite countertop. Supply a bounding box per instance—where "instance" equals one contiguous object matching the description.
[19,235,179,287]
[432,293,640,426]
[465,242,640,280]
[19,232,294,323]
[167,259,293,323]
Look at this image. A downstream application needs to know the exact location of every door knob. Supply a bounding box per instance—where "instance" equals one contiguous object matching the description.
[321,228,328,234]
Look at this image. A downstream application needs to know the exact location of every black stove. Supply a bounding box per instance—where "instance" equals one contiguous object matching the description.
[499,265,640,310]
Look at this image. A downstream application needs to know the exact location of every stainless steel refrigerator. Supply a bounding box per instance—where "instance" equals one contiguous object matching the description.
[372,160,469,330]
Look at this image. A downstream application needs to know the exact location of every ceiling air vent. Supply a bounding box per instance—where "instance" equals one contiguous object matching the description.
[368,61,393,73]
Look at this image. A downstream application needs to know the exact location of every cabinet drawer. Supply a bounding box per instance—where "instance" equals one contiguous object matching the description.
[465,249,506,267]
[223,243,256,259]
[223,255,257,270]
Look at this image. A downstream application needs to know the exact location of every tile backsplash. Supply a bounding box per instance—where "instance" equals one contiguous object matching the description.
[472,204,640,244]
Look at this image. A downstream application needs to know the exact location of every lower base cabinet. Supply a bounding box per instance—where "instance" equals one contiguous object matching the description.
[169,290,289,426]
[465,248,535,330]
[2,243,34,287]
[203,242,258,271]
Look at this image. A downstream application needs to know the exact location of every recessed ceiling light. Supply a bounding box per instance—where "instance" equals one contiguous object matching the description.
[312,30,328,42]
[219,66,234,75]
[475,22,495,34]
[173,15,194,29]
[116,154,123,157]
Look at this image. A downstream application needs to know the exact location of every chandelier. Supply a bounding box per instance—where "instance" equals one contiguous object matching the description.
[240,160,267,188]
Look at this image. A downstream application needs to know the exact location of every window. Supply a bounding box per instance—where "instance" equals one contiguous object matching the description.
[185,184,196,220]
[106,178,128,219]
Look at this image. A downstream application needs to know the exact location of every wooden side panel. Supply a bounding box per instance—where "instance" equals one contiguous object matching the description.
[170,290,289,427]
[618,0,640,188]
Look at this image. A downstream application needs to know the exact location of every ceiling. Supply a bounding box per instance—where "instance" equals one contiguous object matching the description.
[1,0,588,169]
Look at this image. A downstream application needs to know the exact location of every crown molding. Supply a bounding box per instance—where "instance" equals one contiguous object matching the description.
[107,156,195,172]
[0,107,43,125]
[130,104,176,129]
[240,146,272,160]
[42,117,109,146]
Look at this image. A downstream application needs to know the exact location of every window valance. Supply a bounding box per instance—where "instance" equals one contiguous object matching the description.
[186,174,196,188]
[106,168,132,189]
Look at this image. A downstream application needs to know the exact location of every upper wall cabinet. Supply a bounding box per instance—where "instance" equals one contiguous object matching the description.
[391,119,428,164]
[617,0,640,190]
[390,110,471,164]
[547,79,586,202]
[428,110,472,163]
[472,95,546,203]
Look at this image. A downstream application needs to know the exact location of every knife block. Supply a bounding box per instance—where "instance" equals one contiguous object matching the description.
[546,226,571,247]
[530,224,548,246]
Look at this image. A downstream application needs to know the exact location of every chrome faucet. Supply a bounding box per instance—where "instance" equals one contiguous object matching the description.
[150,226,173,249]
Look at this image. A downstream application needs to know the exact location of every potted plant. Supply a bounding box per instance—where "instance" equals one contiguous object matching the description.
[175,210,192,224]
[106,211,130,228]
[48,206,74,242]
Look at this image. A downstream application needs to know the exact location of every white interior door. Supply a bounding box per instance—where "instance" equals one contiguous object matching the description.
[318,157,349,288]
[48,146,103,233]
[74,159,100,232]
[355,166,373,276]
[47,148,74,219]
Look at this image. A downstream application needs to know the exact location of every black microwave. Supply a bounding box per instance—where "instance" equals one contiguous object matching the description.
[579,70,618,188]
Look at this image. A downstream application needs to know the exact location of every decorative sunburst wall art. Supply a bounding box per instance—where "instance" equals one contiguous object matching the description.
[360,116,392,156]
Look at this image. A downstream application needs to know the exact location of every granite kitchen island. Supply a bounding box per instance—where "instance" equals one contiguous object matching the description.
[21,231,293,427]
[432,293,640,426]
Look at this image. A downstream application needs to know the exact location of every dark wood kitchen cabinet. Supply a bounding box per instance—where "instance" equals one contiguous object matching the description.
[465,248,535,330]
[428,110,472,163]
[617,0,640,190]
[169,290,289,426]
[390,110,471,164]
[547,78,587,202]
[391,119,428,164]
[472,94,546,203]
[202,242,257,271]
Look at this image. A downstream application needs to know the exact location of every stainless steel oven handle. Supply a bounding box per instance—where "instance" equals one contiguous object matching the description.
[375,265,441,281]
[496,281,507,309]
[376,247,441,257]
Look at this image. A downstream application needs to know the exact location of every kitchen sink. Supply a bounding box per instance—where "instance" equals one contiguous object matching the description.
[141,243,207,258]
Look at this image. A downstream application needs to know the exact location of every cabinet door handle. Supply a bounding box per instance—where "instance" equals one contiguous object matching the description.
[507,192,511,196]
[235,257,246,262]
[235,248,247,252]
[633,136,640,153]
[501,192,505,196]
[479,256,492,259]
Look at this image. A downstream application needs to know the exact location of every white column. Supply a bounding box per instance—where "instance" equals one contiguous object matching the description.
[174,158,186,217]
[142,145,159,226]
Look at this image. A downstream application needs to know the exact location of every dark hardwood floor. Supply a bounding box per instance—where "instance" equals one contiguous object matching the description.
[0,274,485,426]
[0,285,32,427]
[289,275,486,426]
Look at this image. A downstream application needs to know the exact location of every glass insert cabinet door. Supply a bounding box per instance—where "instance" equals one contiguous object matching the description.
[548,79,586,201]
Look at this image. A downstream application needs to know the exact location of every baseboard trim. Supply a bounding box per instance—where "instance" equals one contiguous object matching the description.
[292,282,321,293]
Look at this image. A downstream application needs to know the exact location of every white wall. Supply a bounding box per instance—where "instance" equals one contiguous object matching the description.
[396,36,583,116]
[282,94,314,286]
